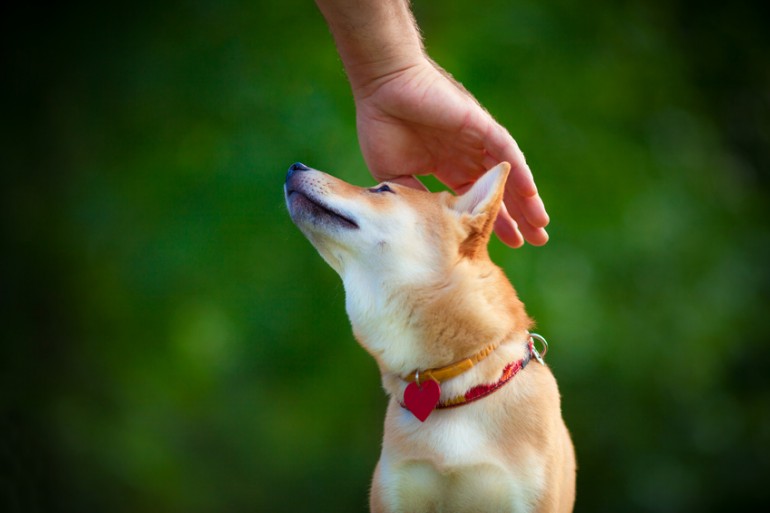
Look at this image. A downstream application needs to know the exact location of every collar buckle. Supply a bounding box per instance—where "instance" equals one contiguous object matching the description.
[529,333,548,365]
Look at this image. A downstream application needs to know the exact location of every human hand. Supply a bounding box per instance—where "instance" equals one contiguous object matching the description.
[352,58,549,248]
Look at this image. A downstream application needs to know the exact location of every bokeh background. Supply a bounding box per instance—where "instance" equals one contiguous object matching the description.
[3,0,769,511]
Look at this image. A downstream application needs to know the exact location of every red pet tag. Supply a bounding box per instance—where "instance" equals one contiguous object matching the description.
[403,379,441,422]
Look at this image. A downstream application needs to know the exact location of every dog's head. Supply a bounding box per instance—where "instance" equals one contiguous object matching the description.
[284,162,528,373]
[284,162,509,272]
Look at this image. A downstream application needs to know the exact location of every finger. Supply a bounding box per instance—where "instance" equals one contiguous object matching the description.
[522,225,549,247]
[433,157,486,193]
[486,123,551,238]
[505,182,550,228]
[503,192,550,246]
[486,124,537,197]
[482,152,501,171]
[493,202,525,248]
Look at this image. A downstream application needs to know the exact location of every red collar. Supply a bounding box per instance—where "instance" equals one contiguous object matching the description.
[399,335,547,422]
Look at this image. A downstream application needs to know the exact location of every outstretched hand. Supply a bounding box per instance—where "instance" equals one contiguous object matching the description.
[353,58,549,248]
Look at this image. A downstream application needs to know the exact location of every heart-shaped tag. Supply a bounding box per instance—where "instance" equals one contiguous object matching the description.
[403,379,441,422]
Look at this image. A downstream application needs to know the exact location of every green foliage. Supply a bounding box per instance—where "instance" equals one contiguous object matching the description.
[2,1,768,512]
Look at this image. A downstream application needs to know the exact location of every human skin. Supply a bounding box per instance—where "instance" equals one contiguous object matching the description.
[314,0,549,247]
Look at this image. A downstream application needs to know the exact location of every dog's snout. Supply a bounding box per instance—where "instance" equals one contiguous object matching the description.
[287,162,311,181]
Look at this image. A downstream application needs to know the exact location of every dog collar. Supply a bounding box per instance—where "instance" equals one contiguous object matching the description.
[402,341,500,385]
[400,333,548,422]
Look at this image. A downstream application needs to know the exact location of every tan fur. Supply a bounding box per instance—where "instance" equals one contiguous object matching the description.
[285,162,575,512]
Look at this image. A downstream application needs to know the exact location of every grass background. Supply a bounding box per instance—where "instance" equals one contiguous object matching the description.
[2,0,769,511]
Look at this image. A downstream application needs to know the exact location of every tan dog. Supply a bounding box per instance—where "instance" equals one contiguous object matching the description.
[284,162,575,512]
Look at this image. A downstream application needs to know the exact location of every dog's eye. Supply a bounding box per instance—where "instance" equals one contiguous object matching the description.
[370,184,395,194]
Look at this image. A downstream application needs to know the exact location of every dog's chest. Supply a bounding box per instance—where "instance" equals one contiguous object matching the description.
[380,459,543,513]
[378,415,546,512]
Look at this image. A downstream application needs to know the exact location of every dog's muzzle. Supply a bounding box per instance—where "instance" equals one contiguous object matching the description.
[286,162,311,182]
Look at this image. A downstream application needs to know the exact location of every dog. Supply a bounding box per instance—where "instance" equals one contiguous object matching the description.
[284,161,575,512]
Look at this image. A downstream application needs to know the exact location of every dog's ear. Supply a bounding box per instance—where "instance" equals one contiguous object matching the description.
[453,162,510,257]
[454,162,510,216]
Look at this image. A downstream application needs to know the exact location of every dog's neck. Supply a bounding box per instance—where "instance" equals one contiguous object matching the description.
[400,335,541,419]
[400,340,501,385]
[343,256,533,396]
[384,330,534,409]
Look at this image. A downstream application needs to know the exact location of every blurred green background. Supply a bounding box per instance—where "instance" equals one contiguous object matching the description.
[2,0,769,511]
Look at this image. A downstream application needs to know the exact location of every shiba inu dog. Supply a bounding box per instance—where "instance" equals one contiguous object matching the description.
[284,161,575,512]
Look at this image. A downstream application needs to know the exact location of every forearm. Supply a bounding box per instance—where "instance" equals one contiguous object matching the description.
[314,0,426,92]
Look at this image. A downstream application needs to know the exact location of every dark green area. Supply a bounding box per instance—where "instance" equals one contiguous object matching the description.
[2,0,768,511]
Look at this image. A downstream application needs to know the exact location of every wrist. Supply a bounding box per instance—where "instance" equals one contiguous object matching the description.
[346,52,429,98]
[316,0,426,94]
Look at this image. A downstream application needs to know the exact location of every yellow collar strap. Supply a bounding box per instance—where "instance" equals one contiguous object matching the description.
[402,342,499,385]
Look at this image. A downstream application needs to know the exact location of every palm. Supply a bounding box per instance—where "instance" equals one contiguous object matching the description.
[356,65,485,184]
[354,61,549,247]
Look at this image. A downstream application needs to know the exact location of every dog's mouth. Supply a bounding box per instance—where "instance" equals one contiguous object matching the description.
[286,188,359,230]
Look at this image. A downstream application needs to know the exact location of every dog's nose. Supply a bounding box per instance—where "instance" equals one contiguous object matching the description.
[287,162,310,181]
